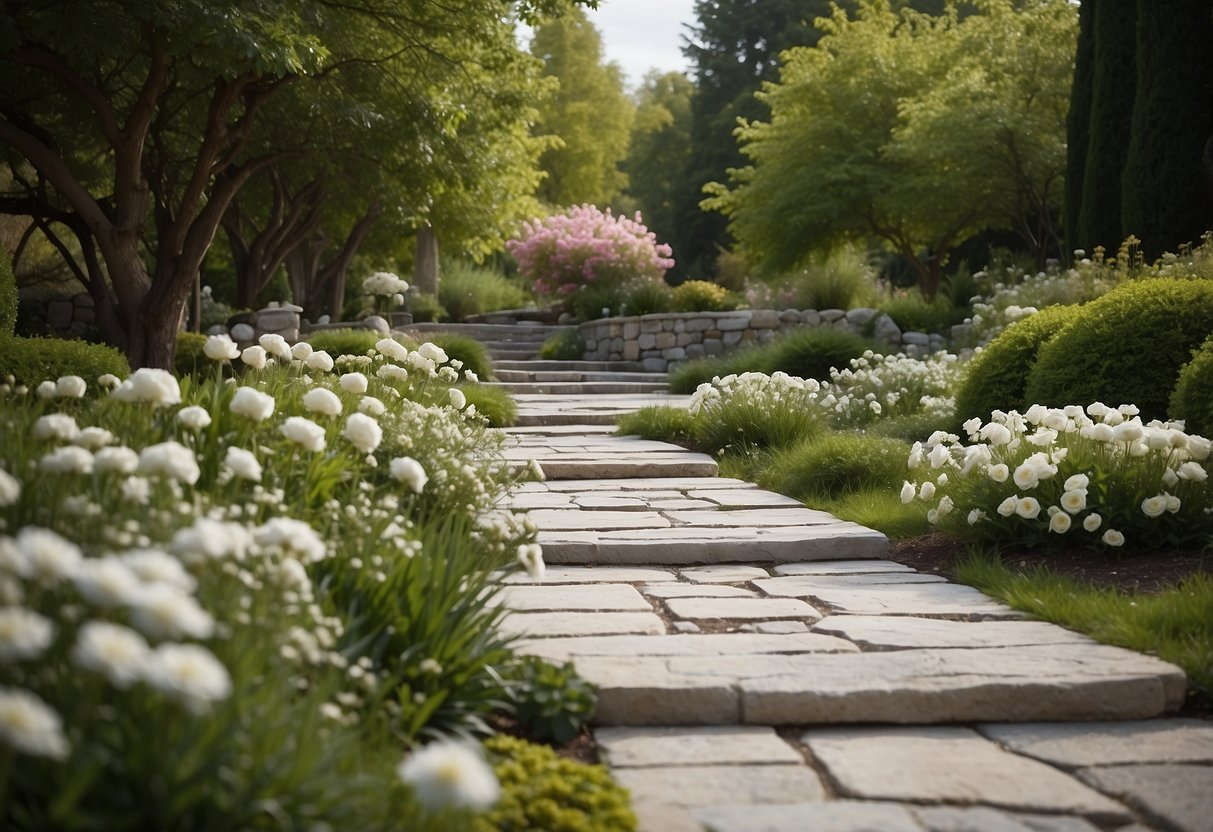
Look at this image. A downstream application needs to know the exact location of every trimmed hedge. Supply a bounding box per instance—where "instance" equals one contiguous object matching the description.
[1169,334,1213,436]
[952,305,1081,423]
[1024,278,1213,420]
[1,334,129,388]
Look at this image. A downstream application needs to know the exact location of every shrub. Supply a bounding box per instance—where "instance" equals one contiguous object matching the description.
[820,350,961,429]
[0,249,17,336]
[539,329,585,361]
[439,261,530,322]
[621,278,672,316]
[504,657,597,745]
[460,383,517,428]
[305,327,381,358]
[174,331,210,379]
[953,305,1080,424]
[615,405,695,445]
[671,280,740,312]
[426,333,493,382]
[759,432,912,502]
[878,289,966,334]
[570,281,628,322]
[410,292,448,323]
[477,735,636,832]
[688,371,825,453]
[506,205,674,299]
[1025,278,1213,421]
[866,412,953,443]
[668,328,872,393]
[1169,334,1213,436]
[745,245,877,311]
[0,334,129,388]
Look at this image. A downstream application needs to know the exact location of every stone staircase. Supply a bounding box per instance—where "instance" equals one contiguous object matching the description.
[401,321,574,362]
[492,359,669,395]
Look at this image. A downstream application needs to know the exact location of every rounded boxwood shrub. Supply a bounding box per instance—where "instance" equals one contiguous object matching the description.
[1024,278,1213,420]
[305,327,381,358]
[477,735,635,832]
[1169,333,1213,435]
[671,280,739,312]
[953,304,1080,423]
[758,431,911,502]
[1,334,129,388]
[426,332,493,381]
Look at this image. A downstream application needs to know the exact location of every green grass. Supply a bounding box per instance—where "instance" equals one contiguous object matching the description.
[955,552,1213,698]
[439,261,529,321]
[816,487,931,539]
[460,383,517,427]
[616,406,695,444]
[756,432,910,503]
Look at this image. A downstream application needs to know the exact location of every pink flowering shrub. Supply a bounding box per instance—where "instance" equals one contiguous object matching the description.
[506,205,674,298]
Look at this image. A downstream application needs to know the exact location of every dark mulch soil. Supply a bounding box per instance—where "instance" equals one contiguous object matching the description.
[488,712,600,765]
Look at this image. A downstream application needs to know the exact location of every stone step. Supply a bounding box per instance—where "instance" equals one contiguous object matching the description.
[402,321,575,342]
[490,381,670,395]
[505,434,717,481]
[512,393,693,426]
[494,369,668,384]
[495,359,647,373]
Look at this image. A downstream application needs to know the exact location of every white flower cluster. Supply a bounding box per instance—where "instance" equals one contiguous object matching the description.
[902,402,1213,548]
[362,271,409,309]
[688,371,821,417]
[817,350,961,426]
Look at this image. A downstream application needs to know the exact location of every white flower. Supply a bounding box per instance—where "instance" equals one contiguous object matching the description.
[36,380,56,399]
[899,481,916,504]
[121,476,151,505]
[1177,461,1208,482]
[33,413,80,442]
[39,445,94,475]
[917,481,935,502]
[258,333,293,361]
[137,441,200,485]
[1064,473,1090,491]
[1141,495,1168,519]
[1086,402,1109,419]
[240,345,268,370]
[203,334,240,361]
[121,548,196,593]
[73,557,143,607]
[0,686,70,760]
[1187,435,1212,461]
[110,371,180,409]
[223,446,262,481]
[95,446,139,474]
[15,527,82,585]
[1083,422,1115,443]
[305,350,334,372]
[1101,528,1125,547]
[448,387,467,411]
[967,508,987,525]
[927,443,951,469]
[464,369,479,383]
[129,583,215,640]
[979,422,1013,445]
[1060,490,1087,514]
[342,412,382,454]
[170,518,252,563]
[230,386,276,421]
[391,457,428,494]
[55,375,87,398]
[1165,493,1181,513]
[1012,463,1039,490]
[988,463,1009,483]
[359,396,386,416]
[302,387,343,417]
[0,467,19,506]
[339,372,369,394]
[1163,468,1181,488]
[144,643,232,714]
[406,352,436,375]
[377,364,409,384]
[281,416,326,452]
[176,405,212,431]
[1111,421,1144,443]
[962,416,982,438]
[375,337,410,362]
[0,608,55,661]
[71,621,150,688]
[1048,511,1072,534]
[1015,497,1041,519]
[1082,513,1102,532]
[97,373,122,389]
[417,342,448,364]
[528,459,546,482]
[255,517,327,563]
[73,426,114,450]
[290,341,314,362]
[516,543,545,580]
[397,740,500,812]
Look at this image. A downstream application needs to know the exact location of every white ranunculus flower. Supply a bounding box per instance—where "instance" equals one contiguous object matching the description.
[73,556,143,607]
[339,372,369,394]
[967,508,986,525]
[1048,511,1072,534]
[448,387,467,411]
[254,517,327,563]
[1188,435,1213,461]
[203,334,240,361]
[136,441,200,484]
[39,445,94,474]
[1177,461,1208,482]
[1083,512,1102,532]
[121,476,151,505]
[987,463,1010,483]
[144,643,232,714]
[917,481,935,502]
[305,350,334,372]
[1163,468,1181,488]
[223,446,262,481]
[936,495,954,517]
[359,396,386,416]
[33,413,80,442]
[176,405,212,431]
[375,337,410,362]
[1060,489,1087,514]
[170,517,253,563]
[1140,494,1168,519]
[899,481,916,504]
[36,380,56,399]
[230,386,276,421]
[240,345,268,370]
[1083,422,1114,442]
[979,422,1013,446]
[342,412,382,454]
[464,369,479,383]
[0,467,20,506]
[55,375,87,398]
[0,686,70,760]
[97,373,122,389]
[258,333,293,360]
[71,620,150,688]
[281,416,326,452]
[1101,528,1125,546]
[397,740,500,812]
[390,456,428,494]
[1012,463,1039,490]
[1063,473,1090,491]
[95,446,139,474]
[0,607,55,662]
[927,443,951,469]
[1111,421,1144,443]
[1015,497,1041,519]
[111,368,181,408]
[128,583,215,640]
[302,387,343,417]
[15,527,82,586]
[73,426,115,450]
[1165,493,1181,513]
[377,364,409,383]
[290,341,314,361]
[417,342,448,364]
[121,548,197,593]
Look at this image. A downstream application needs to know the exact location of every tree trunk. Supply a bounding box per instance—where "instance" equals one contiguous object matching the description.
[414,225,439,296]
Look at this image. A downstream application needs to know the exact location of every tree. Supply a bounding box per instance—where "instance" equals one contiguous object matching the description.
[705,0,1076,299]
[1120,0,1213,259]
[1063,0,1096,257]
[530,7,634,207]
[621,71,693,268]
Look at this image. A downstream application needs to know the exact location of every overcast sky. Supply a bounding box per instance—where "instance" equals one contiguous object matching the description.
[586,0,696,89]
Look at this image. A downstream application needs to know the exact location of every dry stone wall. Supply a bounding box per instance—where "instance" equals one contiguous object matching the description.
[579,308,947,371]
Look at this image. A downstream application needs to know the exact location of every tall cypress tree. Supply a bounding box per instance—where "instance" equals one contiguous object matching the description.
[1062,0,1095,255]
[1076,0,1137,253]
[1121,0,1213,259]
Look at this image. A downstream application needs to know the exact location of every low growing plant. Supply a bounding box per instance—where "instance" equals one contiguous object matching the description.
[0,334,129,389]
[440,261,530,322]
[668,328,872,393]
[1169,334,1213,436]
[538,329,585,361]
[503,656,597,745]
[305,327,382,358]
[671,280,740,312]
[819,350,961,429]
[616,405,695,445]
[759,431,911,502]
[688,371,825,453]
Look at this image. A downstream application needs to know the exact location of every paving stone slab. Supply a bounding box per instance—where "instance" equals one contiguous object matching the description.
[641,583,759,599]
[693,801,922,832]
[596,725,804,767]
[757,572,947,589]
[539,476,753,492]
[501,492,577,509]
[1076,764,1213,832]
[514,632,858,662]
[661,508,844,528]
[753,578,1019,619]
[802,727,1132,824]
[910,807,1102,832]
[980,720,1213,768]
[665,597,823,622]
[570,495,652,510]
[772,560,916,575]
[812,616,1094,651]
[504,566,677,584]
[575,656,740,724]
[633,799,705,832]
[614,765,825,808]
[741,621,811,634]
[681,565,772,583]
[496,583,653,611]
[532,458,719,479]
[742,643,1185,724]
[497,611,666,638]
[526,508,673,530]
[693,489,805,508]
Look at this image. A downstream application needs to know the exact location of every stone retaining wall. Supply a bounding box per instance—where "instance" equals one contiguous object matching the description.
[579,308,947,372]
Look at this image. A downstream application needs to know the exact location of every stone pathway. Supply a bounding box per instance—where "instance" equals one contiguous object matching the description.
[496,396,1213,832]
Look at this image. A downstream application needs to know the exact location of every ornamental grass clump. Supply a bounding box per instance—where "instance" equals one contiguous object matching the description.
[687,371,825,453]
[900,403,1213,550]
[506,204,674,300]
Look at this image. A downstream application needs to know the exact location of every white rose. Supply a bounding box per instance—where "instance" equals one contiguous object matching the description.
[448,387,467,410]
[240,345,268,370]
[258,334,293,361]
[1048,511,1071,534]
[342,412,382,455]
[176,405,212,431]
[1060,489,1087,514]
[339,373,369,394]
[1101,528,1125,546]
[290,341,314,361]
[305,350,334,372]
[987,463,1010,483]
[1082,513,1102,532]
[229,387,276,421]
[281,417,326,452]
[203,334,240,361]
[1177,461,1208,482]
[1140,494,1168,519]
[899,481,916,504]
[917,481,935,501]
[55,375,87,398]
[223,446,262,481]
[302,387,343,417]
[1015,497,1041,519]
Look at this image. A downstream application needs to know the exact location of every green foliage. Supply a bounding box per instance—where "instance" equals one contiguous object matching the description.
[819,487,932,540]
[1063,0,1095,255]
[615,406,695,445]
[866,412,953,443]
[174,332,210,379]
[504,657,597,745]
[955,553,1213,698]
[670,280,740,312]
[478,735,636,832]
[0,335,129,388]
[878,289,965,334]
[538,329,585,361]
[668,328,872,393]
[410,293,448,323]
[569,279,672,321]
[758,432,911,502]
[1168,334,1213,436]
[439,262,530,322]
[305,327,381,358]
[0,249,17,337]
[954,305,1080,423]
[689,372,826,454]
[1025,278,1213,421]
[460,383,517,428]
[621,279,672,317]
[426,333,494,382]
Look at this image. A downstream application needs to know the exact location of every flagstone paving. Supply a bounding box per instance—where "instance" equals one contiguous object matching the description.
[493,398,1211,831]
